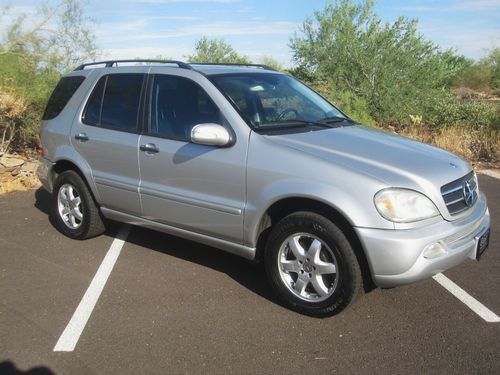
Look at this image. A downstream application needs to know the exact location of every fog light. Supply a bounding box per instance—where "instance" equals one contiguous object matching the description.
[423,242,447,259]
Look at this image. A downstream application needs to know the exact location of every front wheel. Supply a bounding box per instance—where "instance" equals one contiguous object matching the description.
[264,211,362,317]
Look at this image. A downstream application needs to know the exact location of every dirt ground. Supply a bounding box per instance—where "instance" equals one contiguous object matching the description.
[0,153,41,194]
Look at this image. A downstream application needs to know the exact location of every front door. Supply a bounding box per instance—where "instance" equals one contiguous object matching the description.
[138,71,248,243]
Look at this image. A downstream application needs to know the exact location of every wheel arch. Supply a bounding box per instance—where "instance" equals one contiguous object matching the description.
[255,196,376,292]
[50,157,100,204]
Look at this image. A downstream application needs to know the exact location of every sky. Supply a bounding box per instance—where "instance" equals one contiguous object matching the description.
[2,0,500,67]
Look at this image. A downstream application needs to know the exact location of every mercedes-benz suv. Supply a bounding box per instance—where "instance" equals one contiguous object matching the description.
[38,60,491,316]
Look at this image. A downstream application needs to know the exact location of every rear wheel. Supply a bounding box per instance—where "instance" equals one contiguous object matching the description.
[265,211,362,317]
[52,170,105,239]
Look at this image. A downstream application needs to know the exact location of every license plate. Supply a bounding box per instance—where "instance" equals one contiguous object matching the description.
[476,228,490,261]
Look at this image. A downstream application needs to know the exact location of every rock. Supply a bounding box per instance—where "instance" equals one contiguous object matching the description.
[11,166,22,176]
[0,156,25,169]
[21,161,39,175]
[22,174,41,189]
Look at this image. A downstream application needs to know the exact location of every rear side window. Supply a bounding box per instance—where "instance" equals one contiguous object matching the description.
[82,74,145,132]
[42,76,85,120]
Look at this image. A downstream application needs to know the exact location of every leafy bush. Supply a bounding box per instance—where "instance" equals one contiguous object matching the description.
[289,73,376,125]
[0,53,61,152]
[452,48,500,92]
[0,0,97,153]
[188,37,251,64]
[260,55,285,71]
[453,64,493,92]
[329,90,375,125]
[429,94,498,130]
[289,0,469,124]
[0,86,27,153]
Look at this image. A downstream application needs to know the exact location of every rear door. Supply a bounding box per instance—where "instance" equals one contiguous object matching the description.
[138,70,248,243]
[71,68,147,215]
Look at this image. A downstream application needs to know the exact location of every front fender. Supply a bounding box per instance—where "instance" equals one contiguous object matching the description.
[244,178,394,247]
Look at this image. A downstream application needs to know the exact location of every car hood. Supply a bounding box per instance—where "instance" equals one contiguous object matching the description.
[266,125,471,189]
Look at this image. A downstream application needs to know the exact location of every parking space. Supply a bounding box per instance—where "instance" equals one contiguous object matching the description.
[1,176,499,374]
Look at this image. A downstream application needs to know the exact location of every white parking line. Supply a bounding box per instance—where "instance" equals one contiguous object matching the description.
[54,225,130,352]
[433,273,500,323]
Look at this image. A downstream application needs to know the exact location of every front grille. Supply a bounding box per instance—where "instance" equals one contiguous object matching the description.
[441,171,478,215]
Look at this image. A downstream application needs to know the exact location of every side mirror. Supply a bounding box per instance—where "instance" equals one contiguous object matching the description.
[190,123,231,147]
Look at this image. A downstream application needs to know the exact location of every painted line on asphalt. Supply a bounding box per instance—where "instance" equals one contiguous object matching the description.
[53,225,130,352]
[433,273,500,323]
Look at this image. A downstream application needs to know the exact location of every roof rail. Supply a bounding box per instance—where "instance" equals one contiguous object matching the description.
[190,63,278,71]
[73,59,193,71]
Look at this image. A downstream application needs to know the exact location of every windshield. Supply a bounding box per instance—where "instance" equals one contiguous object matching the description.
[209,73,348,130]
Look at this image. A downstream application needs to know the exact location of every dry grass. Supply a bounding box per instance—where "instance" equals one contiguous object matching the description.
[397,124,500,167]
[0,174,40,194]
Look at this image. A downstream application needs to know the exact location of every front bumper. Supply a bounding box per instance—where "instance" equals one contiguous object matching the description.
[355,193,490,288]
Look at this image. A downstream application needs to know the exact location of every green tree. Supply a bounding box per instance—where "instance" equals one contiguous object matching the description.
[289,0,468,123]
[1,0,97,72]
[450,48,500,92]
[486,48,500,89]
[259,55,284,71]
[0,0,98,152]
[188,37,251,64]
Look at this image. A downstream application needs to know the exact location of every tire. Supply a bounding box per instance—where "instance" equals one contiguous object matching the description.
[264,211,362,317]
[52,170,106,239]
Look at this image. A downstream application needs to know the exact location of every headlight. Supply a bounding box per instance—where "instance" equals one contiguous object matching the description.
[374,189,440,223]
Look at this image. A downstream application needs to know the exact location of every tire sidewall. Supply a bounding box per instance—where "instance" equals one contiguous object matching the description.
[52,171,92,239]
[265,212,359,315]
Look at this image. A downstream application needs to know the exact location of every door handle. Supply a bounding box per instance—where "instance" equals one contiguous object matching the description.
[140,143,159,154]
[75,132,89,142]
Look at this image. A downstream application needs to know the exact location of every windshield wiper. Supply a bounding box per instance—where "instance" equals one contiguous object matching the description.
[317,115,351,124]
[258,119,335,129]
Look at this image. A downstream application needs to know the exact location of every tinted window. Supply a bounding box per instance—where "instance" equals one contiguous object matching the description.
[151,75,222,140]
[82,74,144,131]
[100,74,144,131]
[210,74,345,129]
[42,76,85,120]
[82,77,105,126]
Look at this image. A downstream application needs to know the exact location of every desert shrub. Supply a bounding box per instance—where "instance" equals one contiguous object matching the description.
[290,0,469,124]
[429,94,497,130]
[398,121,499,163]
[0,53,61,152]
[452,48,500,92]
[260,55,285,72]
[327,90,376,125]
[453,64,492,92]
[0,86,27,153]
[188,37,251,64]
[0,0,97,152]
[291,75,376,125]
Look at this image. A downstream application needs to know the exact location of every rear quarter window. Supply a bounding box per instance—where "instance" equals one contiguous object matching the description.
[42,76,86,120]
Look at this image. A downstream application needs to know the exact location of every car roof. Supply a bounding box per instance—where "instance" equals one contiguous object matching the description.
[190,64,279,76]
[72,60,281,76]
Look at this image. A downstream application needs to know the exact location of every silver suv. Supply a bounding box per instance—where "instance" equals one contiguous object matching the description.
[38,60,490,316]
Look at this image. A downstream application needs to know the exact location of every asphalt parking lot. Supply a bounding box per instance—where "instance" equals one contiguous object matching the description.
[1,175,499,374]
